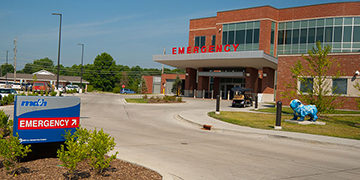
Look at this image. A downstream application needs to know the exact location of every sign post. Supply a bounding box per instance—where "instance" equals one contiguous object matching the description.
[13,96,81,144]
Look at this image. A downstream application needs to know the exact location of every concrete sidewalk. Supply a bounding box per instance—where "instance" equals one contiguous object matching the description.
[175,99,360,149]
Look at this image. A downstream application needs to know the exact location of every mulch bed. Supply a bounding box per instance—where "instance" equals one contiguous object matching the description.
[0,157,162,180]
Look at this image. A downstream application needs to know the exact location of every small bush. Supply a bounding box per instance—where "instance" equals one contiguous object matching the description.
[0,110,11,136]
[0,133,32,176]
[87,85,94,92]
[177,97,182,102]
[50,91,57,96]
[113,87,121,94]
[1,94,15,106]
[143,94,148,99]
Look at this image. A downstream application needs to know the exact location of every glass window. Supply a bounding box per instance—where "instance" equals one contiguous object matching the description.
[325,18,334,26]
[253,29,259,43]
[354,26,360,42]
[254,21,260,28]
[292,29,299,44]
[223,24,229,31]
[229,24,235,31]
[325,27,333,42]
[316,27,324,42]
[335,17,343,25]
[271,30,275,44]
[317,19,325,27]
[300,78,313,93]
[293,21,300,29]
[334,27,342,42]
[246,29,253,43]
[246,22,253,29]
[228,31,235,44]
[235,30,245,44]
[301,20,308,28]
[200,36,205,47]
[343,26,352,42]
[333,79,347,94]
[309,20,316,27]
[355,17,360,25]
[222,32,228,45]
[278,30,285,45]
[195,36,200,47]
[285,30,292,44]
[300,29,307,43]
[344,17,353,25]
[212,35,216,46]
[286,22,293,29]
[236,22,246,30]
[278,22,285,30]
[308,28,315,43]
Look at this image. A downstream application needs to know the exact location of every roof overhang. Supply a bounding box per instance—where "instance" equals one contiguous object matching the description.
[153,50,278,70]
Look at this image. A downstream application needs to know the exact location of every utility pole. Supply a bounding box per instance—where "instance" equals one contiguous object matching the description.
[13,37,17,83]
[5,50,8,83]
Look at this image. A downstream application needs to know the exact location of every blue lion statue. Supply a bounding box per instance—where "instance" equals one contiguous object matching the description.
[290,99,318,121]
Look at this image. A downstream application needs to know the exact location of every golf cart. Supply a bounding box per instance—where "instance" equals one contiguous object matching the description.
[231,87,254,108]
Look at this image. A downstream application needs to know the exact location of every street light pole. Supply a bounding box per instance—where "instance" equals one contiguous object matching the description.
[52,13,62,90]
[78,43,84,89]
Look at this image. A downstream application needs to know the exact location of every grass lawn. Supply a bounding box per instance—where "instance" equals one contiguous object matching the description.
[254,106,360,115]
[125,98,148,103]
[208,111,360,140]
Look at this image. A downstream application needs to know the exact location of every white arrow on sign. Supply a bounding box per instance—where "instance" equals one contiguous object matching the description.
[72,119,77,126]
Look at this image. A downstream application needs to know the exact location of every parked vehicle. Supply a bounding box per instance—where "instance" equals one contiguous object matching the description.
[21,82,32,91]
[32,81,49,92]
[0,88,17,100]
[57,84,66,92]
[231,87,253,108]
[11,82,21,90]
[66,85,80,92]
[120,88,136,94]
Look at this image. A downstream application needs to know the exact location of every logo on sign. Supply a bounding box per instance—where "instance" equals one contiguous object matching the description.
[21,99,47,107]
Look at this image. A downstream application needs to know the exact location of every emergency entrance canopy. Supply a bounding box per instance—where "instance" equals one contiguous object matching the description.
[13,96,80,144]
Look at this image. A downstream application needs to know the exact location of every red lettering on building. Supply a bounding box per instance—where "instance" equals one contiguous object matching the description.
[233,44,239,51]
[194,46,199,53]
[187,47,192,54]
[178,47,185,54]
[209,45,215,53]
[216,45,222,52]
[224,44,231,52]
[172,47,177,54]
[201,46,207,53]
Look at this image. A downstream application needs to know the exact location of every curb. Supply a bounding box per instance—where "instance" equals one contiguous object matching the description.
[174,112,360,149]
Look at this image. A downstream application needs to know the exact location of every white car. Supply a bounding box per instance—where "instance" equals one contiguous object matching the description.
[0,88,17,100]
[66,85,80,92]
[11,83,21,90]
[57,85,66,92]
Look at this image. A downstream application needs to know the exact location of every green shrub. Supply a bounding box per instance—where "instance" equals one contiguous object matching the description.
[177,97,182,102]
[45,91,49,96]
[88,128,118,175]
[50,91,57,96]
[87,85,94,92]
[40,90,44,96]
[57,127,89,177]
[143,94,148,99]
[113,87,121,94]
[0,133,32,176]
[1,94,15,106]
[0,110,11,136]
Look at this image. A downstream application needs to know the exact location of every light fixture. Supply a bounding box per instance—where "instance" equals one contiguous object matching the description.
[355,70,359,75]
[263,73,267,77]
[246,73,250,76]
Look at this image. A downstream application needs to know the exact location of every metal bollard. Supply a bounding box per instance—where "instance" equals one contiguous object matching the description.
[203,89,205,99]
[275,101,282,130]
[194,89,196,98]
[216,95,220,114]
[255,95,258,109]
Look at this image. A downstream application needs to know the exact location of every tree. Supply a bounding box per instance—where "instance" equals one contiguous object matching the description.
[22,57,54,74]
[139,77,148,94]
[282,41,344,114]
[0,64,14,76]
[171,75,182,96]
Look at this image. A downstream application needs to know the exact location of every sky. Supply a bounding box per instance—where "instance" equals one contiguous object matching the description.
[0,0,350,71]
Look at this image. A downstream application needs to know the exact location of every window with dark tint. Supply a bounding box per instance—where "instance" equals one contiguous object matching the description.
[316,27,324,42]
[222,32,227,45]
[236,30,245,44]
[246,29,253,43]
[253,29,259,43]
[308,28,315,43]
[285,30,292,44]
[195,36,200,47]
[300,29,307,43]
[278,30,285,45]
[300,78,313,93]
[228,31,235,44]
[325,27,333,42]
[343,26,352,42]
[212,35,216,45]
[292,29,299,44]
[200,36,205,47]
[271,30,275,44]
[354,26,360,42]
[332,79,347,94]
[333,27,342,42]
